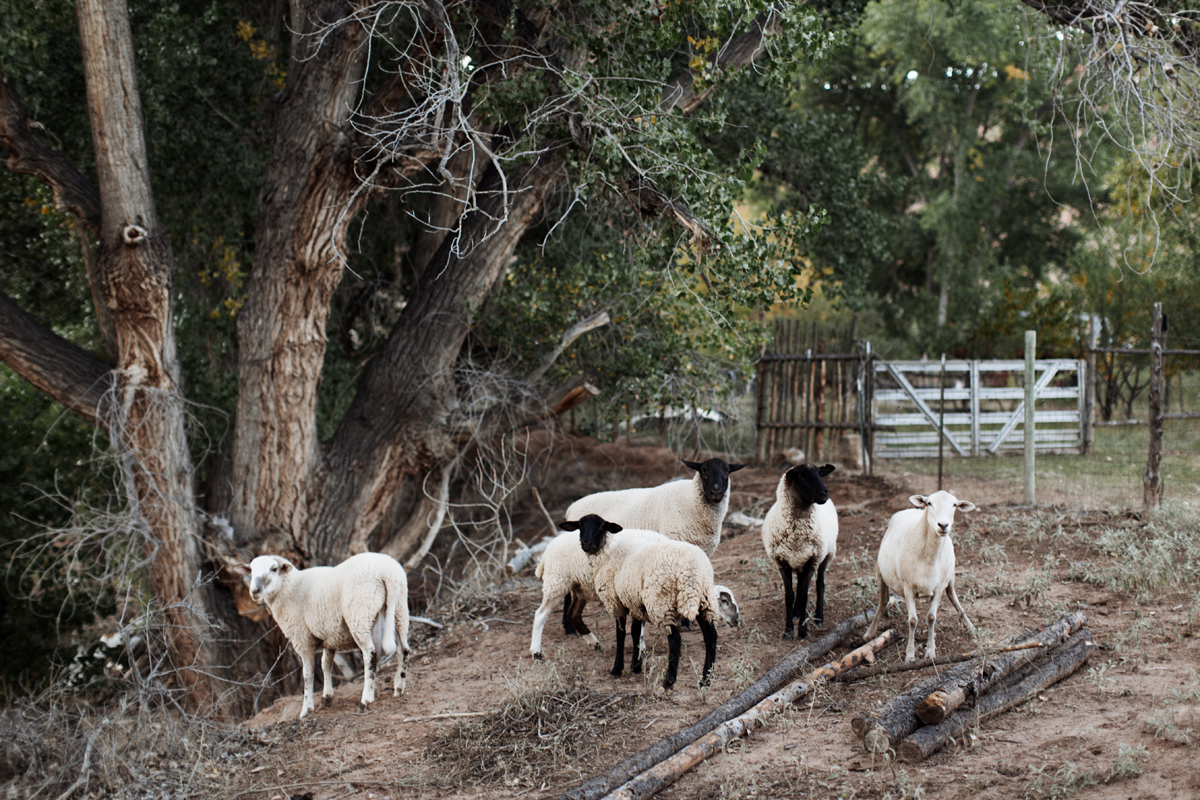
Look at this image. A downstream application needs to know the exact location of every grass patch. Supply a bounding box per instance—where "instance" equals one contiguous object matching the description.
[1023,761,1097,799]
[426,681,645,791]
[1066,502,1200,602]
[1144,670,1200,748]
[1104,743,1147,782]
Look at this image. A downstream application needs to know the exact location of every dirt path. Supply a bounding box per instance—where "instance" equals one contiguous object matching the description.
[240,439,1200,800]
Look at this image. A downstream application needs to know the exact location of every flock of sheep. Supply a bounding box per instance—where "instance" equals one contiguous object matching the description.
[237,457,978,720]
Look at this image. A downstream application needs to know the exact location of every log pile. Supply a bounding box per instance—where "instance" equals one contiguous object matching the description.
[850,612,1094,762]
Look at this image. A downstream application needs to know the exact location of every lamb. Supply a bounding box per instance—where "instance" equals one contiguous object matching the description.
[236,552,410,718]
[761,463,838,640]
[863,491,977,661]
[528,526,740,660]
[555,457,745,642]
[564,514,739,690]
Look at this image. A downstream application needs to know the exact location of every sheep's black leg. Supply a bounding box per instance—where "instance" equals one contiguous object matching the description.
[698,615,718,687]
[778,561,796,639]
[562,592,577,636]
[611,615,627,677]
[663,624,681,690]
[630,618,644,674]
[796,557,817,640]
[814,555,832,628]
[567,591,591,638]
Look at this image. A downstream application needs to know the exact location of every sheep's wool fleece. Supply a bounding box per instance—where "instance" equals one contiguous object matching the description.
[269,553,407,652]
[593,531,717,628]
[877,507,955,598]
[534,531,600,602]
[566,472,728,556]
[761,474,839,569]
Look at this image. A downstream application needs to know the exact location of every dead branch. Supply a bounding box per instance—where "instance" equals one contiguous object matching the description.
[561,610,877,800]
[603,629,900,800]
[898,629,1095,762]
[836,641,1046,683]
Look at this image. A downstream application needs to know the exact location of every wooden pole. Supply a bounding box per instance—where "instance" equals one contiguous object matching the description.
[1024,330,1036,505]
[937,354,946,491]
[562,611,876,800]
[1083,314,1099,454]
[835,640,1045,683]
[898,630,1094,762]
[602,629,899,800]
[1144,302,1165,516]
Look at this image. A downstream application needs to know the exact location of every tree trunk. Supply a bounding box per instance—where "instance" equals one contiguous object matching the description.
[75,0,227,715]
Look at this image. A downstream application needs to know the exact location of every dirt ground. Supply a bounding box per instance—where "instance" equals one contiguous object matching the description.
[239,435,1200,800]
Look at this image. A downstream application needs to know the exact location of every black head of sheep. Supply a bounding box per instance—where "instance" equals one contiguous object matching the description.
[560,514,624,555]
[784,463,835,507]
[682,457,747,503]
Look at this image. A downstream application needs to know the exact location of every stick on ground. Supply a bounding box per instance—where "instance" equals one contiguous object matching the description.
[898,629,1095,762]
[561,610,876,800]
[604,628,900,800]
[836,641,1045,683]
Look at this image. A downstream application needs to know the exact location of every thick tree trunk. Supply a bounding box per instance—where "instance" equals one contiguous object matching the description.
[75,0,227,715]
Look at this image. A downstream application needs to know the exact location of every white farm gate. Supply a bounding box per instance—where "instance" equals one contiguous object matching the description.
[872,359,1086,458]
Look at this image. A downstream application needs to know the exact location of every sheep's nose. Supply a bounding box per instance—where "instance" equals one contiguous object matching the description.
[937,522,949,532]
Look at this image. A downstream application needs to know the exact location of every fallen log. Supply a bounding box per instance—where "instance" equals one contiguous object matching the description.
[852,611,1087,753]
[836,641,1045,683]
[561,609,876,800]
[913,612,1087,725]
[604,628,900,800]
[898,629,1094,762]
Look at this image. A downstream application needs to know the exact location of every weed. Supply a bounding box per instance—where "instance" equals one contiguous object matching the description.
[1104,743,1147,782]
[1023,761,1098,799]
[1015,553,1056,607]
[1143,669,1200,747]
[978,542,1010,566]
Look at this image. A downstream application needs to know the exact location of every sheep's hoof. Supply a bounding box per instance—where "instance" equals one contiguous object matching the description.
[610,667,624,678]
[355,702,370,715]
[532,651,544,661]
[631,663,643,675]
[661,679,676,692]
[782,629,795,641]
[699,674,713,688]
[322,696,333,708]
[592,642,603,652]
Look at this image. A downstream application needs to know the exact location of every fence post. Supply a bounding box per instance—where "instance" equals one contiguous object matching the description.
[937,354,946,491]
[1024,330,1036,505]
[1084,315,1099,455]
[1143,303,1165,516]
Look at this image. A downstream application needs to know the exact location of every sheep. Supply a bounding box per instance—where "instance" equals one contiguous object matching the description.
[528,527,740,661]
[563,514,738,690]
[761,463,838,640]
[555,457,745,642]
[863,491,978,661]
[237,552,411,718]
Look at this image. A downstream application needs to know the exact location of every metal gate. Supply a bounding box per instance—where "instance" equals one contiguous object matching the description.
[872,359,1087,458]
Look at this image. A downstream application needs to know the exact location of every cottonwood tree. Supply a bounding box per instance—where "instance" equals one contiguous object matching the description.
[0,0,832,714]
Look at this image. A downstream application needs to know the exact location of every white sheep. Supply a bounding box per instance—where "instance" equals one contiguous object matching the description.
[528,525,740,660]
[564,514,739,690]
[237,552,411,718]
[555,457,745,641]
[761,463,838,640]
[863,491,977,661]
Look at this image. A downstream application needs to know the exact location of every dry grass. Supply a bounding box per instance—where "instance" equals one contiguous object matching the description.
[427,681,646,792]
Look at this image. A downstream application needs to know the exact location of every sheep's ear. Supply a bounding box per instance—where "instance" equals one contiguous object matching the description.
[230,563,251,577]
[955,501,977,513]
[277,561,293,574]
[818,464,836,476]
[604,521,624,534]
[559,519,581,531]
[727,463,747,474]
[682,459,703,471]
[909,494,929,508]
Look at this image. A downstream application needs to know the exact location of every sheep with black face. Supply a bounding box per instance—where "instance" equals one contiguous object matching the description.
[761,463,838,639]
[563,514,738,691]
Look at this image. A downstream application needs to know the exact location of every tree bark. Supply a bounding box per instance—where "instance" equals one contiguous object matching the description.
[563,610,876,800]
[601,629,899,800]
[899,630,1094,762]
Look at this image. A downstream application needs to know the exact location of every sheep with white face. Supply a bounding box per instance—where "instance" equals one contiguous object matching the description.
[863,491,977,661]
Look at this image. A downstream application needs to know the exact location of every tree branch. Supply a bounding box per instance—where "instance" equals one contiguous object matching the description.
[0,289,113,427]
[0,80,102,235]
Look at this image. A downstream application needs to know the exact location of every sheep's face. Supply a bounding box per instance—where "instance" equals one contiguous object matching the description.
[715,585,740,627]
[909,491,976,537]
[247,555,293,603]
[783,463,835,506]
[683,458,747,503]
[560,514,624,555]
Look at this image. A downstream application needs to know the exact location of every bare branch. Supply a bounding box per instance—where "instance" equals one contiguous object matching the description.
[525,311,610,383]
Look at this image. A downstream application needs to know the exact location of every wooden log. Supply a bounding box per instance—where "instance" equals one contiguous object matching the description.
[561,610,877,800]
[603,629,900,800]
[898,630,1095,762]
[852,611,1086,753]
[836,641,1045,683]
[912,612,1087,725]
